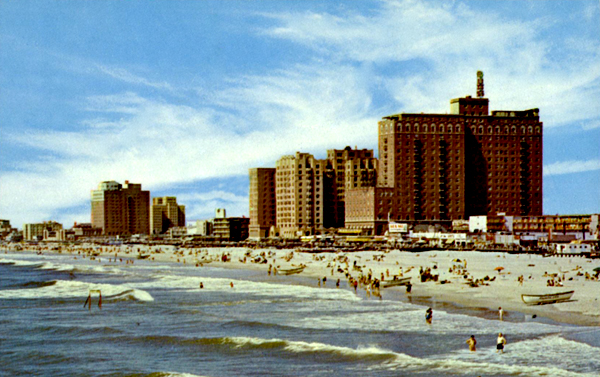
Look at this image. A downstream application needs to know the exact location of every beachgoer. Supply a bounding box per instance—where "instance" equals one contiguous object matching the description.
[406,282,412,293]
[425,308,432,324]
[466,335,477,351]
[498,307,504,321]
[230,282,234,288]
[336,278,340,288]
[200,282,204,289]
[496,333,507,353]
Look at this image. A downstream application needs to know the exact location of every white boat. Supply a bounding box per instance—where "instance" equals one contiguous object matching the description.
[382,277,411,288]
[521,290,574,305]
[278,266,305,275]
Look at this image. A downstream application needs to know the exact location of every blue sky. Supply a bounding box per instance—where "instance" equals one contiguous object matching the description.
[1,0,599,228]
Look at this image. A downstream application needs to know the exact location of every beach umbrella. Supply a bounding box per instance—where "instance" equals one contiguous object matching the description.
[593,267,600,272]
[453,259,462,262]
[494,266,504,271]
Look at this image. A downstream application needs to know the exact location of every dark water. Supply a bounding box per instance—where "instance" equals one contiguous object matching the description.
[1,251,598,377]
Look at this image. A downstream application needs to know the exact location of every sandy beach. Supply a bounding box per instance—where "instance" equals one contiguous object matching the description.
[5,243,600,326]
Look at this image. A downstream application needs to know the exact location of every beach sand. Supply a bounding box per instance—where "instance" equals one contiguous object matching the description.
[5,243,600,326]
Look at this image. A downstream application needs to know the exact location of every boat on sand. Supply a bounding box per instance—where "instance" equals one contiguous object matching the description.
[278,266,306,275]
[521,290,574,305]
[381,277,411,288]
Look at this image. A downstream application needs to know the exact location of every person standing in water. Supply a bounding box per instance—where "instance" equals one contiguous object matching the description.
[496,333,507,353]
[466,335,477,351]
[425,308,433,324]
[498,307,504,321]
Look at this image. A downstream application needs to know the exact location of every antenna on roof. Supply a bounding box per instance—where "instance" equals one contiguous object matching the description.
[477,71,484,98]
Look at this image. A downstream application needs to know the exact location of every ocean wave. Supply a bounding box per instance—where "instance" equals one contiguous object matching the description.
[423,334,599,376]
[134,274,360,302]
[0,279,153,302]
[143,372,210,377]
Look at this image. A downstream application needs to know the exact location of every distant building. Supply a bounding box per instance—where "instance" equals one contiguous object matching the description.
[0,219,14,238]
[378,71,543,224]
[187,220,213,236]
[468,214,599,240]
[213,217,249,241]
[91,180,150,236]
[69,222,102,240]
[269,147,377,239]
[215,208,226,219]
[23,221,63,241]
[248,168,276,239]
[151,196,185,234]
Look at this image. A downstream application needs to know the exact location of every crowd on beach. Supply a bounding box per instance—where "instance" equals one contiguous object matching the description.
[3,241,600,326]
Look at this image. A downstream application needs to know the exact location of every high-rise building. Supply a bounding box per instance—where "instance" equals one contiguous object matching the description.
[378,72,543,223]
[326,147,377,227]
[248,168,276,239]
[151,196,185,234]
[91,180,150,236]
[275,152,332,238]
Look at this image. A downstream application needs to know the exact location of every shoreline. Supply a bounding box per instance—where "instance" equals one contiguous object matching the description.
[2,243,599,327]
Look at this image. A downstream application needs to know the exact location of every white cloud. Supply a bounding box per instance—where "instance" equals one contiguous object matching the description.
[0,62,378,226]
[94,65,174,91]
[544,159,600,176]
[261,0,600,128]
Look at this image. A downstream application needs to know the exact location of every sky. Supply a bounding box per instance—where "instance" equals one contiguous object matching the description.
[0,0,599,228]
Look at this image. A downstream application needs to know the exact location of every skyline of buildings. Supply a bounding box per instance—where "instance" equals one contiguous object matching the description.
[2,73,593,240]
[249,72,545,238]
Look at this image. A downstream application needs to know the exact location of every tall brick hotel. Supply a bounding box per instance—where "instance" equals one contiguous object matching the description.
[249,72,543,238]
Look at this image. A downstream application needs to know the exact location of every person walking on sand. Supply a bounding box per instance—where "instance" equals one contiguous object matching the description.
[466,335,477,351]
[496,333,507,353]
[425,308,433,324]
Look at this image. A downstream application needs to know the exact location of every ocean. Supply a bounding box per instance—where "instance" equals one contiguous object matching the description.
[1,250,599,377]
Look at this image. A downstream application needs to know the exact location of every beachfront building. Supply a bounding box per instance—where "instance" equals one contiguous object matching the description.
[0,219,15,239]
[23,221,63,241]
[213,217,250,241]
[378,71,543,225]
[275,152,333,238]
[327,147,378,228]
[151,196,185,234]
[344,187,393,235]
[91,180,151,236]
[252,147,377,239]
[187,220,213,236]
[248,168,276,239]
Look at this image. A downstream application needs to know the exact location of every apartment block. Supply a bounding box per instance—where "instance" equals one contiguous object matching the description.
[91,180,150,236]
[213,217,249,241]
[248,168,276,239]
[151,196,185,234]
[326,147,377,228]
[275,152,332,238]
[23,221,63,241]
[378,72,543,223]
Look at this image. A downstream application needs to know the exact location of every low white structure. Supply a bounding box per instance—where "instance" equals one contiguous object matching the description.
[554,243,591,254]
[469,216,487,233]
